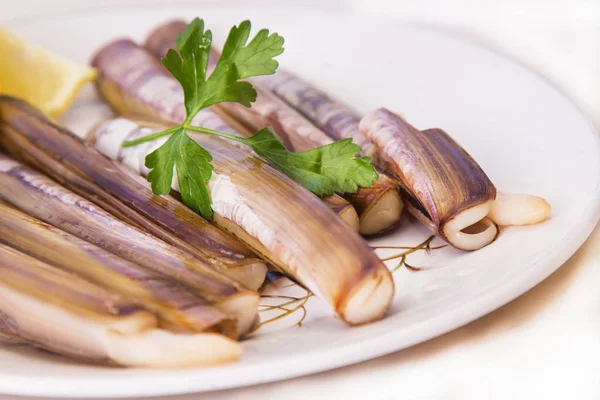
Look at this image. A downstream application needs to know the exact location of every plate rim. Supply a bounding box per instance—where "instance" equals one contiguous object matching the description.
[2,4,600,398]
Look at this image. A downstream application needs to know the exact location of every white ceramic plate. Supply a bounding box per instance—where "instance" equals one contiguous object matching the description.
[1,5,599,398]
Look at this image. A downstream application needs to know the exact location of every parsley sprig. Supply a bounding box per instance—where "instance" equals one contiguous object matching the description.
[123,18,378,219]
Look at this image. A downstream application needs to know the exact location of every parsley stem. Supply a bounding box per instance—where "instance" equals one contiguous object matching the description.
[122,126,180,148]
[185,125,249,145]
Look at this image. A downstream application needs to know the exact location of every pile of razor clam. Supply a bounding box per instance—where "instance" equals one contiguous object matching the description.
[0,20,551,368]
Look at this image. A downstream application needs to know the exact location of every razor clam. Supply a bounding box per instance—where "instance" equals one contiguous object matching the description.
[320,191,359,232]
[259,66,376,158]
[144,20,221,76]
[92,116,394,325]
[144,21,400,235]
[0,155,259,336]
[144,19,190,63]
[0,200,236,335]
[216,97,361,231]
[0,243,140,320]
[0,96,267,291]
[360,109,499,250]
[213,89,401,235]
[0,245,240,367]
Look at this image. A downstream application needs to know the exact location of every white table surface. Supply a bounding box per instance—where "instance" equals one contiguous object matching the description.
[1,1,599,399]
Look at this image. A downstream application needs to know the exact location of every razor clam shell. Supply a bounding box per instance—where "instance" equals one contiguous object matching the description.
[212,84,402,235]
[360,109,497,236]
[0,244,158,362]
[0,279,241,367]
[0,279,157,364]
[0,331,26,345]
[213,92,360,229]
[0,155,241,298]
[94,116,394,325]
[0,243,140,319]
[344,173,399,216]
[0,201,232,334]
[0,155,259,337]
[144,19,189,61]
[0,128,150,231]
[0,96,267,290]
[190,128,395,324]
[245,65,406,233]
[324,193,357,218]
[215,86,335,152]
[0,243,242,366]
[213,91,402,234]
[144,19,221,71]
[260,69,376,158]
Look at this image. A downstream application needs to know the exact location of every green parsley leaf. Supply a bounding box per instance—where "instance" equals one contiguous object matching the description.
[319,139,379,193]
[145,127,214,219]
[162,18,213,118]
[242,128,379,196]
[219,20,285,78]
[164,18,285,119]
[197,20,284,109]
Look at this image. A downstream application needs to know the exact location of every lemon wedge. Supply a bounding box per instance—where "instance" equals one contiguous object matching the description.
[0,27,97,117]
